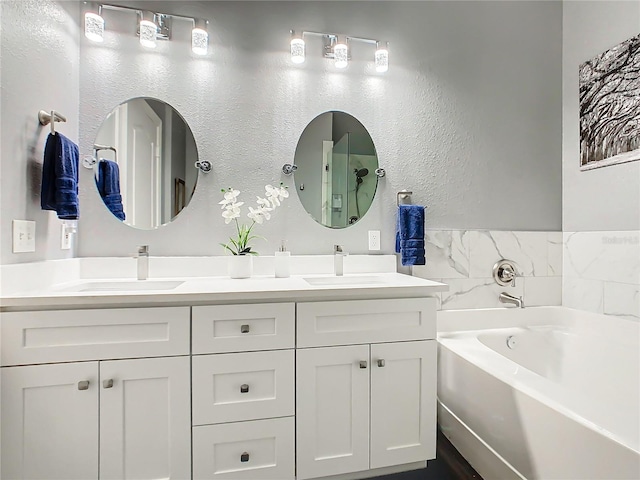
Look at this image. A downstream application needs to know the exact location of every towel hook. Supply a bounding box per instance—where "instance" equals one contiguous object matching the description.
[397,190,413,206]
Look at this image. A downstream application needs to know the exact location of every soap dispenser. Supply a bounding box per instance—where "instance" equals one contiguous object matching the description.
[274,241,291,278]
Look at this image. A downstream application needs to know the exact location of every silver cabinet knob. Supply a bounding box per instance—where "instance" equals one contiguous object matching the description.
[240,384,249,393]
[377,359,385,367]
[240,452,250,463]
[103,379,114,389]
[240,324,250,334]
[77,380,90,391]
[359,361,367,369]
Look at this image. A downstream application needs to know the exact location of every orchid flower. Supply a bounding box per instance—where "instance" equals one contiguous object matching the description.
[219,184,288,256]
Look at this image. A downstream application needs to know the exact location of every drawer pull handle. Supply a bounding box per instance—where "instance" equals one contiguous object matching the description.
[359,361,367,369]
[103,379,114,389]
[240,384,250,393]
[377,359,385,368]
[77,380,90,391]
[240,452,250,463]
[240,324,250,334]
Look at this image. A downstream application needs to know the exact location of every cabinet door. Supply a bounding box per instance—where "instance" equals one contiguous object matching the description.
[1,362,99,480]
[296,345,370,480]
[370,340,437,469]
[99,356,191,480]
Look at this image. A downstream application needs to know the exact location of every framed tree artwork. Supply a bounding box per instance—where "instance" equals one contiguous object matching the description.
[579,34,640,170]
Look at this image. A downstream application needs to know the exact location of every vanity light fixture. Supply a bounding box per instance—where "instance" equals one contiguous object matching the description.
[333,37,349,69]
[84,5,105,42]
[83,3,209,55]
[290,30,389,73]
[192,19,209,55]
[138,11,158,49]
[375,41,389,73]
[290,30,305,64]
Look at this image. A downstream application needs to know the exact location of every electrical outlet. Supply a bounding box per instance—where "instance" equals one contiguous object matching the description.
[61,225,71,250]
[368,230,381,251]
[12,220,36,253]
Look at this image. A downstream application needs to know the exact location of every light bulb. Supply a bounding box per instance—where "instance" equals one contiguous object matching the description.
[291,37,305,64]
[84,12,104,42]
[375,44,389,73]
[139,12,157,49]
[192,19,208,55]
[334,41,348,69]
[192,28,208,55]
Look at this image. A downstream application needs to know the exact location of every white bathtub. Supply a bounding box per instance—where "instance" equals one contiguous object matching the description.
[437,306,640,480]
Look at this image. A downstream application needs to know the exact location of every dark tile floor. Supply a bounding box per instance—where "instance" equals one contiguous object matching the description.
[375,430,483,480]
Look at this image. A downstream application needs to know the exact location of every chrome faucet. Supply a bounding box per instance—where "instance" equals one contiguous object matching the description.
[137,245,149,281]
[499,292,524,308]
[334,245,348,276]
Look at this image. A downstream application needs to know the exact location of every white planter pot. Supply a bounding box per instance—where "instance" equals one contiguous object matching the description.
[228,255,253,279]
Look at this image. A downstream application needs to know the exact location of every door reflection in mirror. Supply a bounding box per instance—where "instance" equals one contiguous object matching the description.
[93,97,199,230]
[294,111,379,228]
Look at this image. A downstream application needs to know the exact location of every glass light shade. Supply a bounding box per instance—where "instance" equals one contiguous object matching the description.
[192,28,208,55]
[290,38,305,64]
[139,19,157,48]
[291,38,304,63]
[375,47,389,73]
[334,42,348,69]
[84,12,104,42]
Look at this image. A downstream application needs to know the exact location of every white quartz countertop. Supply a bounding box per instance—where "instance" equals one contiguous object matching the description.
[0,273,447,310]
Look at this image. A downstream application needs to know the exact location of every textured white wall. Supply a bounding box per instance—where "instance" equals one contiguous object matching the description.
[76,1,562,258]
[562,0,640,232]
[0,0,79,265]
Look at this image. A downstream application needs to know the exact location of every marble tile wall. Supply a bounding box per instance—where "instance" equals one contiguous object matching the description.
[413,230,562,310]
[563,231,640,321]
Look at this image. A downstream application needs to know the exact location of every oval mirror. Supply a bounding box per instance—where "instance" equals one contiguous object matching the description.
[294,112,379,228]
[93,97,198,229]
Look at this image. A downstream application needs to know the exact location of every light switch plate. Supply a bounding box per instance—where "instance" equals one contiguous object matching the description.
[368,230,381,251]
[13,220,36,253]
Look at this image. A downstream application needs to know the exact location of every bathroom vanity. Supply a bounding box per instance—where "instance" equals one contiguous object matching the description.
[0,262,446,480]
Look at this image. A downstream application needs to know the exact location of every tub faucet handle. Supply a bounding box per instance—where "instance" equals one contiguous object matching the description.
[493,260,519,287]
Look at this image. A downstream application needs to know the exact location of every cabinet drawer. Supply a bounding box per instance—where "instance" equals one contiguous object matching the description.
[192,303,294,354]
[193,417,294,480]
[297,298,436,347]
[1,307,190,366]
[193,350,294,425]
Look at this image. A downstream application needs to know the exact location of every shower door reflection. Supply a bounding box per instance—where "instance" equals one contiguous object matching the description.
[294,111,379,229]
[323,133,378,227]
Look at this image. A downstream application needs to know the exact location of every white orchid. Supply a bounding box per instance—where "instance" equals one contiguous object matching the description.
[247,207,265,224]
[222,207,240,224]
[219,184,288,255]
[256,196,273,211]
[218,188,241,208]
[278,185,289,198]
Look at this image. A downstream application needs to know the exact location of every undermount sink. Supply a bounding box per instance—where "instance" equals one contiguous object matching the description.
[63,280,184,292]
[303,276,387,286]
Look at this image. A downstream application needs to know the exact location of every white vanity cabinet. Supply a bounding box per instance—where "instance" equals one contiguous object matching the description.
[191,303,296,480]
[0,307,191,480]
[295,298,437,480]
[0,283,442,480]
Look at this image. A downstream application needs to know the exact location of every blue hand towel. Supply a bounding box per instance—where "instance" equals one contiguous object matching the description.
[96,159,125,221]
[41,133,79,219]
[396,205,426,266]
